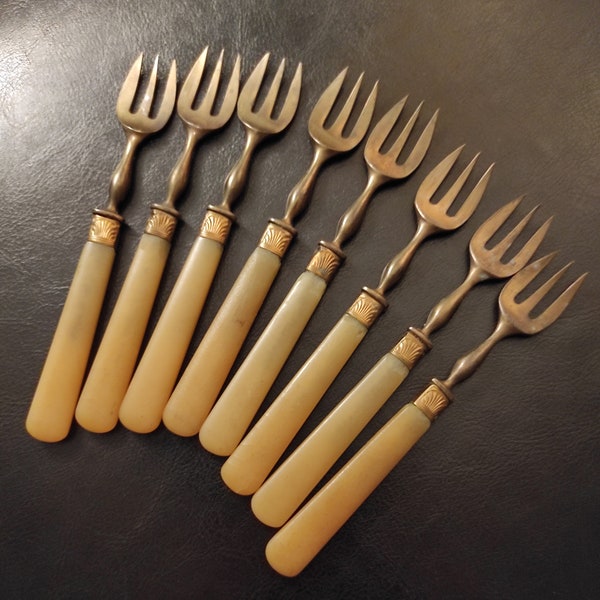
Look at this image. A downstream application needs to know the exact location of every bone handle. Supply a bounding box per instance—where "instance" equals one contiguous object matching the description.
[252,353,410,527]
[26,239,117,442]
[221,313,370,496]
[84,235,223,433]
[199,271,328,456]
[162,245,283,437]
[265,402,431,577]
[76,232,172,433]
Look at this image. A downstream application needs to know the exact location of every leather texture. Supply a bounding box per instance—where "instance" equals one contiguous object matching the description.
[1,1,598,598]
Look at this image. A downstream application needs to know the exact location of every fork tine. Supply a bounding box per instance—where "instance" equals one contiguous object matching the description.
[152,60,178,128]
[505,253,557,296]
[397,109,439,175]
[240,53,271,106]
[365,98,408,155]
[178,47,208,110]
[328,73,364,135]
[507,216,553,267]
[116,53,144,116]
[202,49,225,110]
[435,152,479,213]
[275,62,303,125]
[139,56,159,115]
[490,203,537,254]
[346,80,379,139]
[416,145,464,202]
[386,101,423,158]
[470,196,523,248]
[448,161,494,225]
[308,68,348,129]
[259,58,286,115]
[530,271,587,329]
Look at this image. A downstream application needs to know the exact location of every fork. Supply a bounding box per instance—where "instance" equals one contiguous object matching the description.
[25,54,176,442]
[265,255,586,577]
[200,98,439,456]
[115,54,302,434]
[75,49,238,434]
[220,147,493,495]
[162,67,382,438]
[252,198,551,527]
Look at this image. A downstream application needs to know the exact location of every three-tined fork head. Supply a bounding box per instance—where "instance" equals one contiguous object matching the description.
[177,47,241,132]
[116,53,177,134]
[237,53,302,135]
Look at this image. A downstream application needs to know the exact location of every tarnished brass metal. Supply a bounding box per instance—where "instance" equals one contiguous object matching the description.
[144,206,178,241]
[390,327,432,369]
[258,219,296,258]
[306,242,344,282]
[88,211,122,247]
[346,287,387,328]
[413,380,452,421]
[198,206,234,243]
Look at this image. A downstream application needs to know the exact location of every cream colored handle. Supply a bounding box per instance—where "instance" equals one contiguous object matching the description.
[75,233,171,433]
[162,246,282,437]
[199,271,328,456]
[114,236,224,434]
[252,352,409,527]
[26,241,116,442]
[265,402,431,577]
[221,313,368,495]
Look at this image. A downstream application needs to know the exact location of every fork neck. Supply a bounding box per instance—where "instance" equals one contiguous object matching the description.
[218,128,265,212]
[281,143,334,227]
[375,217,437,296]
[106,130,145,215]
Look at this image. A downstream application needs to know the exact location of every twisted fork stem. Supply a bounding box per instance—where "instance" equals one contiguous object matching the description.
[106,131,144,214]
[375,219,436,295]
[442,319,514,389]
[422,265,484,336]
[282,144,334,226]
[219,129,264,212]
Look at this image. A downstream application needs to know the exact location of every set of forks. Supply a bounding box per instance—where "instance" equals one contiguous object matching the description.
[26,49,586,577]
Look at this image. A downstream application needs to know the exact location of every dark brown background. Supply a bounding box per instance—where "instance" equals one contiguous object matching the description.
[1,1,598,598]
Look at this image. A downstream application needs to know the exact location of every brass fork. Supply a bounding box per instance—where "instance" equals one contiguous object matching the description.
[199,97,443,456]
[75,49,239,434]
[251,197,550,527]
[220,147,492,496]
[26,54,176,443]
[116,53,304,434]
[162,67,381,438]
[265,255,586,577]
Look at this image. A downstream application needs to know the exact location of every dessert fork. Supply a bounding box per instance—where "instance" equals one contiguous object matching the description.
[116,53,303,434]
[75,49,238,433]
[265,255,586,577]
[221,147,492,495]
[26,54,176,442]
[200,98,438,456]
[252,198,551,527]
[162,67,380,437]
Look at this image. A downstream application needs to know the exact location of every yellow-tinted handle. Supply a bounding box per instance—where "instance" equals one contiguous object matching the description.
[162,246,282,437]
[76,233,171,433]
[116,236,224,433]
[199,270,328,456]
[252,352,409,527]
[265,402,431,577]
[26,240,116,442]
[221,313,368,495]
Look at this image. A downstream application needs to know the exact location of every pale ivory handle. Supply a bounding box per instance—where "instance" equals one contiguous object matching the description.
[252,353,409,527]
[75,233,171,433]
[221,313,368,495]
[162,246,282,437]
[26,241,116,442]
[265,402,431,577]
[199,271,328,456]
[113,236,224,433]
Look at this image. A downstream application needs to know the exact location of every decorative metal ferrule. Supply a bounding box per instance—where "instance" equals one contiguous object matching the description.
[198,205,234,244]
[144,205,179,242]
[346,287,387,328]
[88,210,123,247]
[306,241,345,283]
[258,218,296,258]
[413,379,453,421]
[390,327,432,369]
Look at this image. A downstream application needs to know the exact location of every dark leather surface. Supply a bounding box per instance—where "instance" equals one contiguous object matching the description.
[1,1,598,598]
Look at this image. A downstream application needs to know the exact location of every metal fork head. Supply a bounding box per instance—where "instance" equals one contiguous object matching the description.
[364,99,439,181]
[469,197,552,279]
[237,53,302,135]
[177,47,241,132]
[499,253,587,335]
[308,69,378,153]
[116,53,177,134]
[414,146,493,231]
